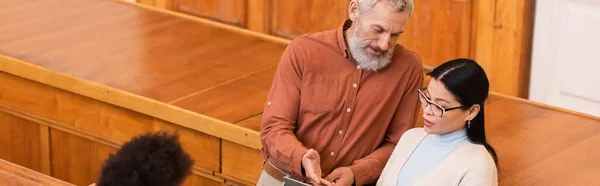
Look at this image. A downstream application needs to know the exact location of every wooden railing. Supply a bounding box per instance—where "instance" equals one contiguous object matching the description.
[0,158,74,186]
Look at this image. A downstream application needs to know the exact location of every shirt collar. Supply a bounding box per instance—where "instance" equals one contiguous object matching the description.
[336,19,353,60]
[431,128,468,145]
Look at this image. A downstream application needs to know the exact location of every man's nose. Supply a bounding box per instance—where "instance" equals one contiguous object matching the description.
[378,35,390,51]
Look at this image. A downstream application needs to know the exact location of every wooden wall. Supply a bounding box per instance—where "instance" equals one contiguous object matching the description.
[0,70,258,185]
[135,0,534,98]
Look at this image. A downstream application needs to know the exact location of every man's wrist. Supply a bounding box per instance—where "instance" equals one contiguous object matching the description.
[293,148,309,177]
[347,166,357,186]
[300,151,307,177]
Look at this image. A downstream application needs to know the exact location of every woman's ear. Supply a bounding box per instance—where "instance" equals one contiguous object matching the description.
[467,104,481,121]
[348,0,360,21]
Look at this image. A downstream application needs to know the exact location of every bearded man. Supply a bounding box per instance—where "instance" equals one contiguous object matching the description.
[259,0,423,185]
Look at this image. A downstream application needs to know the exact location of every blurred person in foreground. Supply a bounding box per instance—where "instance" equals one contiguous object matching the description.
[96,131,194,186]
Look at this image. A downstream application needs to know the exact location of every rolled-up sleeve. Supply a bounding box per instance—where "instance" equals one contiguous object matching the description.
[260,40,308,177]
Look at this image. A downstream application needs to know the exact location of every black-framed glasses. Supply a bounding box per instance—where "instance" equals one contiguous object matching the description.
[418,88,466,117]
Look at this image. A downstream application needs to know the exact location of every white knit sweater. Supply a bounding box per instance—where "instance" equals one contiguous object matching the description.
[377,128,498,186]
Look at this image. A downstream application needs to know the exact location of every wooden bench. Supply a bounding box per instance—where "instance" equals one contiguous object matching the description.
[0,158,74,186]
[0,0,599,185]
[1,0,277,185]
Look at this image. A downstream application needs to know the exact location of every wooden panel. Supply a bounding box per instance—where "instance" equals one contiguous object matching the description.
[45,127,222,186]
[220,177,255,186]
[221,140,263,184]
[0,71,222,172]
[172,66,276,124]
[50,129,117,186]
[152,119,221,173]
[138,0,155,6]
[471,0,494,73]
[247,0,270,33]
[182,173,225,186]
[399,0,472,68]
[40,125,51,175]
[0,111,44,173]
[172,0,246,27]
[235,114,262,132]
[271,0,350,39]
[494,0,534,98]
[0,71,155,144]
[472,0,534,97]
[154,0,173,9]
[0,158,74,186]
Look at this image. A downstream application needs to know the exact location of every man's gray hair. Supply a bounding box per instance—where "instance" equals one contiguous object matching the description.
[358,0,414,16]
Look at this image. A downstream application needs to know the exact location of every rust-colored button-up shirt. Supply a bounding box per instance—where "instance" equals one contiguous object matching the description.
[260,20,423,185]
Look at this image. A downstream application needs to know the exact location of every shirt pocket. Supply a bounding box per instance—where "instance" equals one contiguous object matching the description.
[300,77,339,113]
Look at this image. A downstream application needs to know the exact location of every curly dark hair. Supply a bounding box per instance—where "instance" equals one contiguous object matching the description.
[97,131,194,186]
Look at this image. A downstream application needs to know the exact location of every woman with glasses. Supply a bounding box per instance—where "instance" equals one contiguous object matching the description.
[377,58,498,186]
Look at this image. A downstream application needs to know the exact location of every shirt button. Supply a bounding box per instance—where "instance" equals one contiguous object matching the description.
[352,84,357,88]
[338,130,343,134]
[267,101,272,106]
[346,108,351,112]
[356,65,361,69]
[330,152,335,156]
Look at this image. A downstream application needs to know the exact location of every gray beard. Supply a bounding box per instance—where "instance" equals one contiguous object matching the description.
[347,36,394,71]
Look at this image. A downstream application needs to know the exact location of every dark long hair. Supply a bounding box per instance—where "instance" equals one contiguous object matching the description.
[427,58,498,166]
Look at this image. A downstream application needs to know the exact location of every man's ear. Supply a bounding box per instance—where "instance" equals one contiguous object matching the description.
[348,0,360,21]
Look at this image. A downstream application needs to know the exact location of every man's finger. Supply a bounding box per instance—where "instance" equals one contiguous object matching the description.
[319,178,332,186]
[324,170,339,182]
